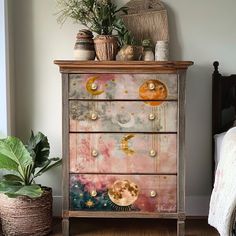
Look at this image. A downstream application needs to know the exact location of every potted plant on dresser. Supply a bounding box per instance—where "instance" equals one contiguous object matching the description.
[0,131,61,236]
[56,0,128,60]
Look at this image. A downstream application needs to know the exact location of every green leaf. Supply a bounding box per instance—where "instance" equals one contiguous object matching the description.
[0,137,33,177]
[0,180,23,194]
[12,185,43,198]
[34,159,62,178]
[0,152,18,171]
[26,131,50,168]
[3,174,24,182]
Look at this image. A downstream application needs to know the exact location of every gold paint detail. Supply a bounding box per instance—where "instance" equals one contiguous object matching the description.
[85,200,95,208]
[90,190,97,197]
[86,76,104,95]
[120,134,135,156]
[150,190,157,198]
[149,113,156,120]
[108,180,139,207]
[92,150,99,157]
[139,79,168,106]
[149,149,157,157]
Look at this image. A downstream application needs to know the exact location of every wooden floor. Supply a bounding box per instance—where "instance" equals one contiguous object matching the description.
[49,218,219,236]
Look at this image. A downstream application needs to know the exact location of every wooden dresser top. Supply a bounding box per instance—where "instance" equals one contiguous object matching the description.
[54,61,194,74]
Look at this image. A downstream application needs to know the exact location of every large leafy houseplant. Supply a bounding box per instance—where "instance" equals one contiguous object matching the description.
[0,131,61,198]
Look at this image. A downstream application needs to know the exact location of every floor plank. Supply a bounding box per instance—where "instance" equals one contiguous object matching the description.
[50,218,219,236]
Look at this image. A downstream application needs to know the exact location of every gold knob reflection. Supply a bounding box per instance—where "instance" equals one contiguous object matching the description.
[148,82,156,90]
[92,150,98,157]
[150,190,157,198]
[149,150,157,157]
[91,83,98,91]
[149,113,156,120]
[91,113,98,120]
[90,190,97,197]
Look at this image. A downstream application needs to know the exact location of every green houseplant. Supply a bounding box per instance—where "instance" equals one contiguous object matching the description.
[56,0,128,60]
[0,131,61,236]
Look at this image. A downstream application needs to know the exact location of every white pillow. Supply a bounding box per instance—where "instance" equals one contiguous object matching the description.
[214,132,227,168]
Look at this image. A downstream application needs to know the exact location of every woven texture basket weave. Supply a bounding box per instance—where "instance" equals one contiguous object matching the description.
[0,187,52,236]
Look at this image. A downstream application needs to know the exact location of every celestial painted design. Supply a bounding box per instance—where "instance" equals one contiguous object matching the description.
[69,133,177,174]
[69,74,177,100]
[70,174,177,213]
[120,134,135,156]
[139,80,168,106]
[85,76,104,96]
[69,101,177,132]
[108,180,139,207]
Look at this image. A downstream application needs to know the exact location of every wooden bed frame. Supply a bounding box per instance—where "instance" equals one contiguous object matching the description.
[212,61,236,175]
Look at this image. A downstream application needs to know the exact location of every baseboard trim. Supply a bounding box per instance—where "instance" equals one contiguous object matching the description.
[53,195,211,217]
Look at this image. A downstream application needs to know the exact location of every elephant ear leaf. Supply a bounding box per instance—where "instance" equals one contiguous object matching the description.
[26,131,50,169]
[0,137,33,175]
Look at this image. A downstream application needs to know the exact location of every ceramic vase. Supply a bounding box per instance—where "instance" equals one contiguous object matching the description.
[155,40,169,61]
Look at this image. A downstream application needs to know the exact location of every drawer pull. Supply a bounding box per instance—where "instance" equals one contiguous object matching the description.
[91,83,98,91]
[149,113,156,121]
[150,190,157,198]
[92,150,99,157]
[90,190,97,197]
[149,150,157,157]
[148,82,156,90]
[91,113,98,120]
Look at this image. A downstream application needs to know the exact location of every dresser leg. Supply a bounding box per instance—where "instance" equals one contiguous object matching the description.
[177,220,185,236]
[62,218,70,236]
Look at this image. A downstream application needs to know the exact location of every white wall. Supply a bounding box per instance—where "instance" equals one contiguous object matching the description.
[10,0,236,216]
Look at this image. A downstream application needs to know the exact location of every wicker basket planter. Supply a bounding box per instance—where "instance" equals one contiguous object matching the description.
[0,187,52,236]
[94,35,118,61]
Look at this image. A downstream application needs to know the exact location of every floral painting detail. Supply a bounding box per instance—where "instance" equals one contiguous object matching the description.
[69,74,177,100]
[70,175,177,213]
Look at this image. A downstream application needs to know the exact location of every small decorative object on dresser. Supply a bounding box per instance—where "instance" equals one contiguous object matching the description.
[55,60,193,236]
[0,131,62,236]
[74,29,95,60]
[155,40,169,61]
[56,0,129,61]
[142,39,155,61]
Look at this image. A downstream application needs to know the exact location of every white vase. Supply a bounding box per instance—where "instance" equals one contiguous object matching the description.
[155,41,169,61]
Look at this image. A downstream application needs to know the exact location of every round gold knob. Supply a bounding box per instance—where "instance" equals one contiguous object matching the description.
[91,83,98,91]
[149,150,157,157]
[91,113,98,120]
[90,190,97,197]
[148,82,156,90]
[149,113,156,120]
[92,150,98,157]
[150,190,157,198]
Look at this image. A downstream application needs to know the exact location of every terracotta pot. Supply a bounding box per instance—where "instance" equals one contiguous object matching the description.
[0,187,52,236]
[94,35,118,61]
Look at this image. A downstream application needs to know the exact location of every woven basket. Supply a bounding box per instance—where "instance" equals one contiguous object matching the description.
[0,187,52,236]
[94,35,118,61]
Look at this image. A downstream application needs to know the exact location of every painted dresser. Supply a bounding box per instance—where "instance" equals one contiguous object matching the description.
[54,61,193,236]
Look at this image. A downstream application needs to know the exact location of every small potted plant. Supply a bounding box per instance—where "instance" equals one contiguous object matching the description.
[0,131,61,236]
[56,0,128,61]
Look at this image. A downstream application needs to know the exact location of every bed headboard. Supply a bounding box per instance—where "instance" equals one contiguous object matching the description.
[212,61,236,178]
[212,61,236,135]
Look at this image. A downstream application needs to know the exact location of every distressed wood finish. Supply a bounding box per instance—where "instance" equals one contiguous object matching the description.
[55,61,193,236]
[69,133,177,174]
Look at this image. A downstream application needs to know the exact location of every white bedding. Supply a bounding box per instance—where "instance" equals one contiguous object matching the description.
[214,132,226,168]
[209,127,236,235]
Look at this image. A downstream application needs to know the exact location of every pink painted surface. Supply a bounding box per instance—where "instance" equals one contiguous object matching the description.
[69,101,177,132]
[69,73,178,100]
[70,174,177,213]
[70,133,177,174]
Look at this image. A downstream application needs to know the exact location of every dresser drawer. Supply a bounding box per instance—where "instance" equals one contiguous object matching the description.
[70,174,177,213]
[69,74,178,100]
[69,101,177,132]
[70,133,177,174]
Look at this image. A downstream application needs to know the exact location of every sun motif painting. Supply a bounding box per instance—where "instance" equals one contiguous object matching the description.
[139,79,168,106]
